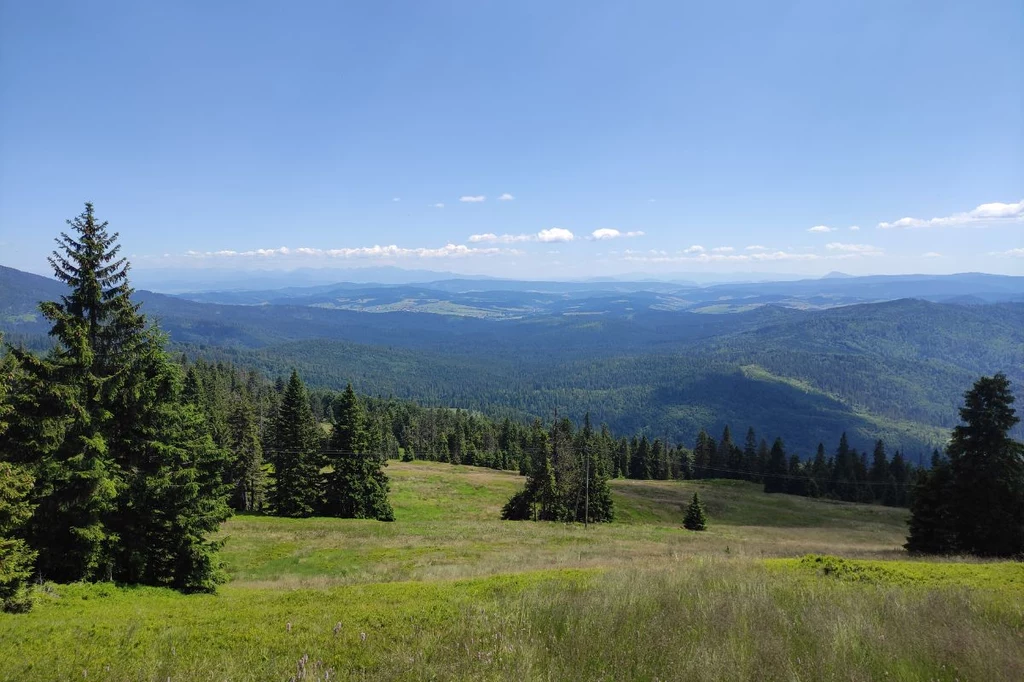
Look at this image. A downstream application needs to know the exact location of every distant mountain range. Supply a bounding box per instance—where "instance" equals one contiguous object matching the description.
[2,264,1022,457]
[167,271,1024,318]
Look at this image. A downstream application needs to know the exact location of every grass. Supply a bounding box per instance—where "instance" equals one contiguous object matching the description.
[2,460,1021,680]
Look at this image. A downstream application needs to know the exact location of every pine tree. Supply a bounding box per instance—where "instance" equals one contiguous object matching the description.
[0,461,36,612]
[947,374,1024,556]
[630,435,652,480]
[888,450,909,506]
[905,451,957,554]
[322,384,394,521]
[4,206,232,590]
[742,427,758,481]
[756,438,770,481]
[763,438,788,494]
[869,440,888,491]
[575,415,614,522]
[811,442,829,494]
[831,432,855,501]
[615,438,630,479]
[786,455,808,496]
[268,371,322,517]
[226,394,265,511]
[692,430,713,479]
[683,493,707,531]
[719,426,741,479]
[110,391,231,591]
[0,347,37,611]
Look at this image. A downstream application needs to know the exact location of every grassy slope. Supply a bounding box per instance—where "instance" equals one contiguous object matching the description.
[2,461,1021,681]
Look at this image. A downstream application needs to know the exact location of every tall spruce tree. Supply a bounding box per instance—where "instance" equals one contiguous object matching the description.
[869,440,888,492]
[742,427,758,481]
[692,430,713,479]
[946,374,1024,556]
[630,435,652,480]
[2,205,230,590]
[888,450,909,507]
[322,384,394,521]
[763,438,788,494]
[226,395,265,511]
[811,443,829,493]
[756,438,770,481]
[268,371,322,517]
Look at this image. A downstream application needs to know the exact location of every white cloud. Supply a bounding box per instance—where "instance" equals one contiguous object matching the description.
[878,199,1024,229]
[460,195,486,203]
[431,203,445,209]
[922,252,943,258]
[682,245,705,254]
[711,246,734,253]
[849,225,860,231]
[825,242,885,255]
[538,227,574,243]
[989,247,1024,257]
[745,245,768,251]
[184,243,506,260]
[469,233,533,244]
[590,228,645,240]
[808,225,836,233]
[469,228,576,244]
[498,193,515,201]
[623,249,819,264]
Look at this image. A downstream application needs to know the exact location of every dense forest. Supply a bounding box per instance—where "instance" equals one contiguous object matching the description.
[1,205,1022,615]
[3,264,1023,458]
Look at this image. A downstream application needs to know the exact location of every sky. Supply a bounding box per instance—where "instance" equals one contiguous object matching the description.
[1,0,1021,281]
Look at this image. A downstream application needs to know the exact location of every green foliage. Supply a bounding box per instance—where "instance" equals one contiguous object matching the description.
[763,438,788,494]
[225,394,264,511]
[268,371,322,518]
[0,462,37,612]
[907,374,1024,557]
[1,463,1019,681]
[0,205,231,591]
[947,373,1024,557]
[905,451,957,554]
[322,384,394,521]
[502,416,613,523]
[683,493,707,530]
[776,554,1024,592]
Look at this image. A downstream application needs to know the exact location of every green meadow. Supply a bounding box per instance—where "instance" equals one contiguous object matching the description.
[2,461,1021,681]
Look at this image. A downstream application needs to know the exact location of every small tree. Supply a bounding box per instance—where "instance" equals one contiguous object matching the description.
[683,492,708,531]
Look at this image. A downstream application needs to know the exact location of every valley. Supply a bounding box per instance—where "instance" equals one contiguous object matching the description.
[2,265,1022,455]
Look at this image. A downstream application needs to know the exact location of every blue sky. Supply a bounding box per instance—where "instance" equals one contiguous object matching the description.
[1,0,1021,280]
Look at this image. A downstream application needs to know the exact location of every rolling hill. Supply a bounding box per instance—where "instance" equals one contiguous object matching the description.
[2,264,1022,456]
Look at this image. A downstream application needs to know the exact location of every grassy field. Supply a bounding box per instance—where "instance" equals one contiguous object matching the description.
[2,461,1021,681]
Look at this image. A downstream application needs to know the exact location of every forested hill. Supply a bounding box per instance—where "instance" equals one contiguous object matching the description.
[2,264,1022,456]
